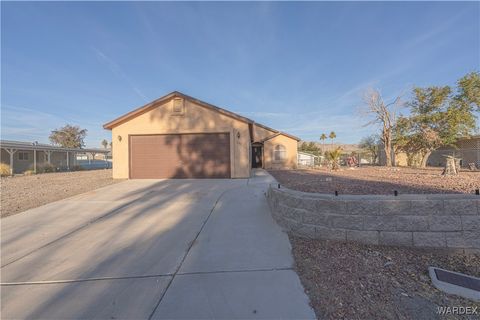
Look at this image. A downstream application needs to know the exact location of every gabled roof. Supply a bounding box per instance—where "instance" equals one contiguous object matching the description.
[103,91,255,130]
[256,131,301,143]
[102,91,300,141]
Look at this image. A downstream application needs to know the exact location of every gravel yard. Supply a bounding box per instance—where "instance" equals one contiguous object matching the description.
[1,169,121,218]
[291,236,480,320]
[269,167,480,195]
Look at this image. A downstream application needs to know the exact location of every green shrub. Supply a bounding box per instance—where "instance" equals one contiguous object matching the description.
[0,163,11,176]
[43,164,56,173]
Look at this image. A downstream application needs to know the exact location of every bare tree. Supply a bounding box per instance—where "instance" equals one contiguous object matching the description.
[360,89,403,167]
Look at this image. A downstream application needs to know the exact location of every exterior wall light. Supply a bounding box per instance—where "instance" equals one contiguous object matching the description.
[237,132,241,139]
[117,135,122,142]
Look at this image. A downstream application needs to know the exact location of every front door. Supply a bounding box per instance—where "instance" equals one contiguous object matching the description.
[252,146,263,168]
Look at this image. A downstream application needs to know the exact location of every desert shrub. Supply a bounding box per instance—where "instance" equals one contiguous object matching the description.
[43,164,56,173]
[23,169,36,176]
[27,164,38,174]
[0,163,11,176]
[36,163,56,173]
[71,165,85,171]
[326,147,343,170]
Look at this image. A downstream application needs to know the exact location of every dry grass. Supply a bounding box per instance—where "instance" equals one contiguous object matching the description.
[0,163,11,177]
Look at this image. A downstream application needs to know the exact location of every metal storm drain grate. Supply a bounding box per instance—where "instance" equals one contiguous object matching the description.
[435,268,480,291]
[429,267,480,301]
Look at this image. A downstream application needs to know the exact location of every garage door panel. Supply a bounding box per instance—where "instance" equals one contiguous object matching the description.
[130,134,230,179]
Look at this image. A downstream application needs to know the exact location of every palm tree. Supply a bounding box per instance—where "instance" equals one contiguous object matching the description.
[320,133,327,153]
[101,139,108,149]
[329,131,336,147]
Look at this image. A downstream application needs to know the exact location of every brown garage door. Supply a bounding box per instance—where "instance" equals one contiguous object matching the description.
[129,133,231,179]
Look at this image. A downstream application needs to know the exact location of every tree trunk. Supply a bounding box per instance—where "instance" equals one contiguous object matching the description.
[382,127,393,167]
[385,150,392,166]
[420,150,432,168]
[442,156,459,176]
[384,140,392,167]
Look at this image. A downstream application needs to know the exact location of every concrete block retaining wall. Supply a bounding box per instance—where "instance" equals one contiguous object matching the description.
[266,185,480,250]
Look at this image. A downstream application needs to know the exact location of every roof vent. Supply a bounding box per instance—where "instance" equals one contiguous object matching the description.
[172,98,185,115]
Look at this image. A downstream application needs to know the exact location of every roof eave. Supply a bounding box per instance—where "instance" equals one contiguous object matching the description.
[252,122,300,142]
[103,91,255,130]
[280,132,301,141]
[103,92,179,130]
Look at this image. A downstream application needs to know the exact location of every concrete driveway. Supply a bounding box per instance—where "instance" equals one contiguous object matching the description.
[1,170,315,319]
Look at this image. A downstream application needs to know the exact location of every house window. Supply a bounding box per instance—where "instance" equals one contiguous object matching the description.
[172,98,185,115]
[274,145,286,161]
[18,152,29,161]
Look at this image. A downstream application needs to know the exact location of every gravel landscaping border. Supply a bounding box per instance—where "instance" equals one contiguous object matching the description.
[290,236,480,320]
[1,169,121,218]
[269,167,480,195]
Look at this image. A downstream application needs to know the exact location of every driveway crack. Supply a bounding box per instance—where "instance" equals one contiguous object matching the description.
[147,187,233,320]
[0,274,173,286]
[176,266,293,276]
[1,267,294,287]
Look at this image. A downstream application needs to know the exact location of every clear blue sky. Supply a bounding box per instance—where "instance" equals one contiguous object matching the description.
[2,1,479,147]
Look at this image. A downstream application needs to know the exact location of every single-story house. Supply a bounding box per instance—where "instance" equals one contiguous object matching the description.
[103,91,300,179]
[297,151,320,167]
[427,135,480,168]
[0,140,110,174]
[378,135,480,168]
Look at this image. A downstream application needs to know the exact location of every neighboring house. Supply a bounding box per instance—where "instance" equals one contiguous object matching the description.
[427,135,480,168]
[378,135,480,168]
[103,91,300,179]
[0,140,110,174]
[297,151,319,167]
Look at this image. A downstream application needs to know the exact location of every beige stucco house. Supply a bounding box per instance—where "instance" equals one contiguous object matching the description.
[103,91,299,179]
